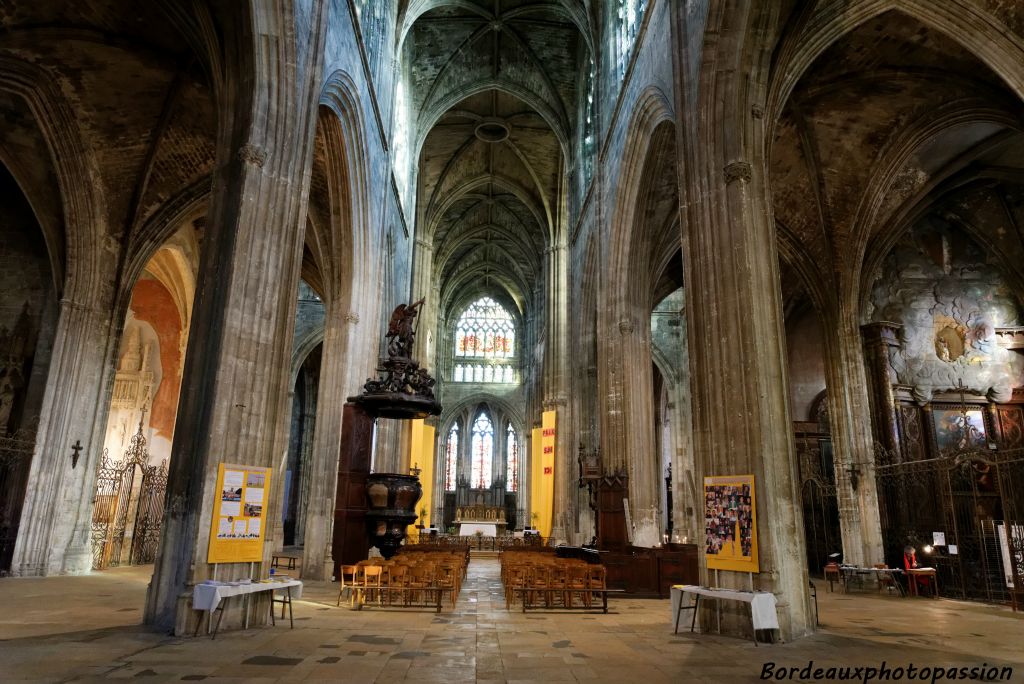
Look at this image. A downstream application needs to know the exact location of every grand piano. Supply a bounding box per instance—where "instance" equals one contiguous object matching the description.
[555,544,604,564]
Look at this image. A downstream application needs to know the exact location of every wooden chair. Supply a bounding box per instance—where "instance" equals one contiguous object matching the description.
[408,564,434,605]
[548,565,568,607]
[360,565,383,606]
[587,565,606,606]
[438,563,459,607]
[823,563,841,592]
[386,565,410,605]
[565,564,590,608]
[505,566,528,610]
[526,565,551,608]
[337,564,359,607]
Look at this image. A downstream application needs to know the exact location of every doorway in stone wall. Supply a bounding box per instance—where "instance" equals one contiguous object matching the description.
[0,161,58,576]
[89,222,199,571]
[795,393,842,575]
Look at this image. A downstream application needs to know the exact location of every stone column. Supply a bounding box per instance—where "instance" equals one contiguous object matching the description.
[670,0,815,639]
[626,323,661,548]
[295,369,319,543]
[544,239,570,544]
[599,307,661,548]
[680,155,814,639]
[411,236,435,370]
[143,2,328,633]
[820,311,885,567]
[302,308,361,580]
[11,296,118,576]
[861,322,902,455]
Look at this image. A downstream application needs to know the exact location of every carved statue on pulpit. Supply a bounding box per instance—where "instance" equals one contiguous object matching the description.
[385,298,424,359]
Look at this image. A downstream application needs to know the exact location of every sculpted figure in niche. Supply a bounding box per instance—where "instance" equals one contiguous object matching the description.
[120,327,143,371]
[934,326,964,363]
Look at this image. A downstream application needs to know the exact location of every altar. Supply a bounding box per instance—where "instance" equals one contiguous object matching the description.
[458,522,498,536]
[455,505,507,536]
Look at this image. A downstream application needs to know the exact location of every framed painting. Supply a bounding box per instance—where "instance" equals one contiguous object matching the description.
[932,407,987,454]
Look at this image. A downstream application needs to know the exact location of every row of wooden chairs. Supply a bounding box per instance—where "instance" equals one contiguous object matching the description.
[337,551,467,609]
[500,552,606,609]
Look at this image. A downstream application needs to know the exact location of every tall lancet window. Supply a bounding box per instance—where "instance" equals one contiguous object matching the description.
[444,424,459,491]
[506,425,519,492]
[470,411,494,489]
[453,296,516,383]
[616,0,647,79]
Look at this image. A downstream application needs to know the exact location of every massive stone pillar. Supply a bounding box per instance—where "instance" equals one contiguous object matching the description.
[294,368,319,544]
[11,296,118,576]
[144,3,327,633]
[623,323,661,548]
[544,240,570,544]
[671,0,814,641]
[302,308,361,580]
[679,156,814,638]
[821,311,885,567]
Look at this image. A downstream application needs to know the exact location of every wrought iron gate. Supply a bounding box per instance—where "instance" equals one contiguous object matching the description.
[795,433,841,574]
[0,427,35,575]
[875,446,1024,606]
[91,424,168,570]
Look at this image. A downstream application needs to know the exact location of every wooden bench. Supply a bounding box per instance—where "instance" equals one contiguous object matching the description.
[271,554,298,570]
[512,587,624,613]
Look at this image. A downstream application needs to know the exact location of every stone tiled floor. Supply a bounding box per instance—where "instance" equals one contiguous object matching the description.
[2,559,1023,683]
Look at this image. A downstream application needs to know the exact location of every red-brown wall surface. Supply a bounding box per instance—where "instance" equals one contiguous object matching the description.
[129,278,183,440]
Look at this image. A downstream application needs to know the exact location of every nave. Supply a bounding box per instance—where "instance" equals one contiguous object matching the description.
[1,558,1021,682]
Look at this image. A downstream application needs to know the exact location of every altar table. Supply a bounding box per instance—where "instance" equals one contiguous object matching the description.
[458,523,497,536]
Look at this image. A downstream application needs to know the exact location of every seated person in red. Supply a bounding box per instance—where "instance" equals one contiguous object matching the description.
[903,545,931,594]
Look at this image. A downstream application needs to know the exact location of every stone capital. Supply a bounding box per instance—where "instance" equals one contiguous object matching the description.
[723,160,752,185]
[237,143,267,168]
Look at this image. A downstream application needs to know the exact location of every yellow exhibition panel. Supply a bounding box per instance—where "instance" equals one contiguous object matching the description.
[207,463,272,564]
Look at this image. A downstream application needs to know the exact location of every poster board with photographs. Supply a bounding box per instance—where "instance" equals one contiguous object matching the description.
[207,463,271,563]
[704,474,759,573]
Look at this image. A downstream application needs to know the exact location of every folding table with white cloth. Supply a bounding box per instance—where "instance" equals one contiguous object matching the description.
[192,579,303,638]
[671,584,779,645]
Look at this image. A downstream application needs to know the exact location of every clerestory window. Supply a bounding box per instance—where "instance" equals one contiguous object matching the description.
[452,296,516,383]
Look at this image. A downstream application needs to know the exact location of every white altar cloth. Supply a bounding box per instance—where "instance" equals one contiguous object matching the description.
[671,584,779,632]
[458,523,497,536]
[193,579,303,611]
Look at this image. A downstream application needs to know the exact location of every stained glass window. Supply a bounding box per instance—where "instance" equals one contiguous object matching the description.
[506,425,518,492]
[470,411,494,489]
[455,296,515,358]
[581,59,596,187]
[616,0,647,79]
[453,296,516,383]
[445,424,459,491]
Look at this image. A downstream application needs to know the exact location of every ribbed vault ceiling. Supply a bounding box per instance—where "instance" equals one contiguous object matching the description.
[407,0,586,319]
[771,10,1024,316]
